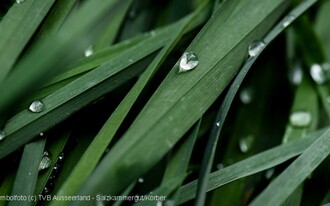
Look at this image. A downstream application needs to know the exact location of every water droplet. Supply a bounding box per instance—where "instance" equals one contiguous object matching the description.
[43,187,50,194]
[16,0,25,4]
[0,130,6,141]
[138,177,144,183]
[28,172,32,176]
[248,41,266,57]
[239,134,254,153]
[216,122,220,127]
[156,201,163,206]
[29,100,45,113]
[310,63,327,84]
[58,152,64,161]
[282,15,295,28]
[53,163,60,171]
[239,88,254,104]
[164,200,175,206]
[84,45,93,57]
[265,168,275,179]
[39,132,44,136]
[288,62,303,85]
[179,51,199,73]
[289,110,312,127]
[216,163,224,170]
[39,151,51,171]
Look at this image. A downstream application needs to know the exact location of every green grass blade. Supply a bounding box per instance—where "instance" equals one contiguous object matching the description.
[0,173,15,206]
[177,128,328,204]
[315,1,330,60]
[76,0,290,199]
[0,0,55,83]
[52,8,204,205]
[8,139,45,206]
[94,0,133,50]
[249,129,330,206]
[194,1,316,205]
[112,183,136,206]
[34,0,77,39]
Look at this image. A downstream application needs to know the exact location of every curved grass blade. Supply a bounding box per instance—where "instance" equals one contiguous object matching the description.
[194,1,317,205]
[0,173,15,206]
[52,8,206,205]
[76,0,290,199]
[249,129,330,206]
[315,1,330,60]
[177,128,328,204]
[8,139,45,206]
[0,0,55,83]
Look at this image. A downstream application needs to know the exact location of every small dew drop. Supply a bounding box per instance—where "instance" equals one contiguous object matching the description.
[0,130,6,141]
[29,100,45,113]
[327,96,330,104]
[43,187,50,194]
[282,15,295,28]
[138,177,144,183]
[248,40,266,57]
[216,163,224,170]
[216,122,220,127]
[288,62,303,85]
[164,200,175,206]
[150,30,156,36]
[53,163,60,171]
[265,168,275,179]
[239,135,254,153]
[84,45,93,57]
[289,110,312,128]
[58,152,64,161]
[310,63,327,84]
[39,151,51,171]
[16,0,25,4]
[239,88,254,104]
[39,132,44,136]
[156,201,163,206]
[179,51,199,73]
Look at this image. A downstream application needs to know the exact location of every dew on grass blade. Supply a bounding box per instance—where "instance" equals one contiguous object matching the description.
[156,201,163,206]
[289,110,312,128]
[282,15,295,28]
[310,63,327,84]
[239,87,254,104]
[16,0,25,4]
[84,45,94,57]
[138,177,144,183]
[0,130,6,141]
[265,168,275,179]
[29,100,45,113]
[216,163,224,170]
[239,134,254,153]
[248,40,266,57]
[39,151,51,171]
[179,51,198,73]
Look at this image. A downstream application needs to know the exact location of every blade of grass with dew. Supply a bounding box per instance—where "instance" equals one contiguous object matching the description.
[52,8,207,205]
[249,129,330,206]
[0,0,128,117]
[194,1,316,204]
[0,0,55,83]
[293,17,330,118]
[33,131,70,199]
[93,0,133,50]
[0,52,153,159]
[177,127,328,204]
[8,139,45,206]
[77,0,291,199]
[280,78,318,206]
[0,8,210,159]
[209,58,282,206]
[134,176,187,206]
[149,120,201,206]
